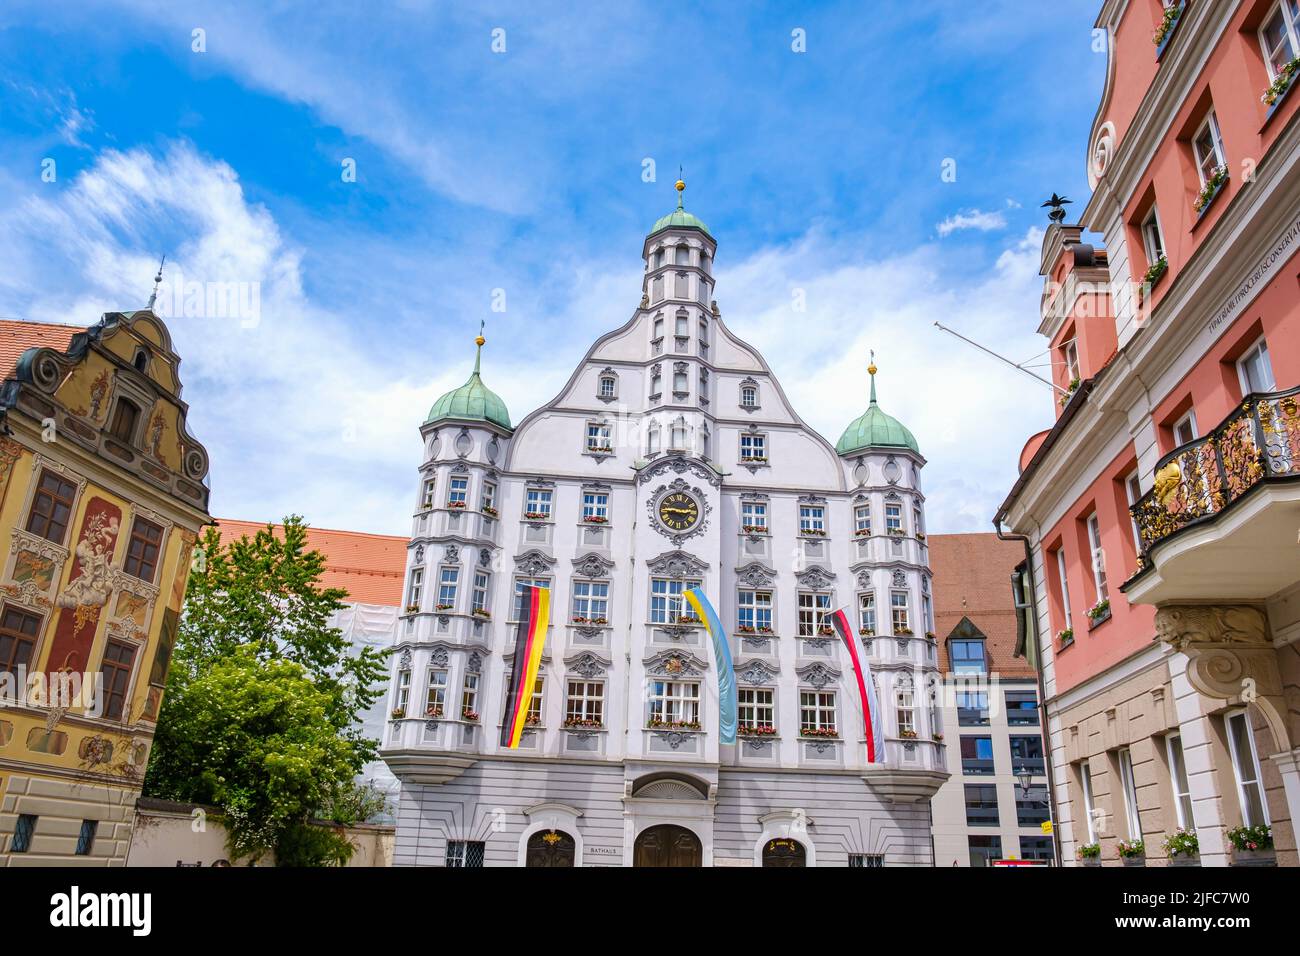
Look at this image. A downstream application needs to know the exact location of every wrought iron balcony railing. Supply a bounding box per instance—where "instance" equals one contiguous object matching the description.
[1128,386,1300,579]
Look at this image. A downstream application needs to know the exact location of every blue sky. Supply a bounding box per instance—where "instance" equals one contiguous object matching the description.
[0,1,1107,535]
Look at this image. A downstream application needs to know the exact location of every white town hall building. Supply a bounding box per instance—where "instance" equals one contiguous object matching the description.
[381,182,949,866]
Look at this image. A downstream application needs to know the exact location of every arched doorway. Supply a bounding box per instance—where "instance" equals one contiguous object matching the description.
[525,829,576,867]
[634,824,702,867]
[761,838,806,867]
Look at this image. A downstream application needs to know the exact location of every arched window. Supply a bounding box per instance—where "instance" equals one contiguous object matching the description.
[598,372,617,400]
[740,384,758,408]
[133,348,149,373]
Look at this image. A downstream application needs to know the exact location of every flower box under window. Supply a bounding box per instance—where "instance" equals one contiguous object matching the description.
[582,515,609,524]
[898,729,918,740]
[390,708,407,720]
[481,505,499,517]
[800,528,827,537]
[462,709,480,722]
[471,608,491,620]
[447,500,466,509]
[1194,166,1229,216]
[741,524,768,534]
[647,719,701,731]
[1264,57,1300,117]
[434,602,454,611]
[1153,0,1184,59]
[405,603,420,614]
[425,706,444,718]
[523,511,551,521]
[738,724,778,737]
[571,616,609,625]
[563,717,603,729]
[800,727,839,739]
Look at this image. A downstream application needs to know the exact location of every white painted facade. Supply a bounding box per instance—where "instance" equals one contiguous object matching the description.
[381,196,947,866]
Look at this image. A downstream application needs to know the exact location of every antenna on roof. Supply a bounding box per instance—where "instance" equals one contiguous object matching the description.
[146,254,166,311]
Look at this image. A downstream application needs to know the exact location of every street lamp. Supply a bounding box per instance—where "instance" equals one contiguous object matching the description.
[1018,770,1034,798]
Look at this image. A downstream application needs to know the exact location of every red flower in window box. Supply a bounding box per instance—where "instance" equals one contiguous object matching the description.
[582,515,609,524]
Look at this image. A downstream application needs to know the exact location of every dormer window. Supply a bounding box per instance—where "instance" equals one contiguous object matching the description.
[133,348,150,373]
[740,383,759,408]
[598,371,617,400]
[108,398,140,444]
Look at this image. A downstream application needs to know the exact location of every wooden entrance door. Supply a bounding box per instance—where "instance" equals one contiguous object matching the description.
[525,829,576,867]
[633,824,702,867]
[761,838,807,867]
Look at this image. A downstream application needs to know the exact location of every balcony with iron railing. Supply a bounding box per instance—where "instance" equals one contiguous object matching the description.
[1124,386,1300,604]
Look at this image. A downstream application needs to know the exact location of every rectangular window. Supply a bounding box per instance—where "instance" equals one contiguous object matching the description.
[513,577,550,620]
[854,503,871,535]
[957,691,989,726]
[122,517,164,583]
[446,840,485,868]
[736,589,773,632]
[571,580,609,621]
[1237,337,1276,395]
[421,477,436,510]
[858,592,876,634]
[968,834,1002,867]
[525,676,545,724]
[76,819,98,856]
[740,385,758,408]
[890,590,910,634]
[99,639,137,722]
[581,491,609,520]
[1010,735,1045,776]
[448,477,468,506]
[1173,409,1198,446]
[1019,836,1054,863]
[650,577,699,624]
[1117,748,1142,839]
[799,690,836,734]
[25,469,78,545]
[797,591,831,636]
[525,488,552,518]
[1079,761,1098,844]
[738,687,775,730]
[10,814,37,854]
[461,671,480,718]
[949,638,985,673]
[923,594,934,633]
[895,687,915,735]
[1226,710,1270,827]
[1166,733,1194,830]
[599,376,616,398]
[1055,547,1073,625]
[407,567,424,609]
[848,853,885,868]
[1192,112,1226,187]
[960,736,995,776]
[425,668,448,717]
[739,433,767,461]
[0,605,41,681]
[1086,512,1108,604]
[395,669,411,714]
[1064,340,1080,383]
[798,505,824,533]
[1016,785,1051,828]
[885,502,902,533]
[471,572,489,613]
[586,422,612,452]
[108,399,139,443]
[1005,689,1039,726]
[481,482,497,512]
[913,507,923,538]
[649,680,699,726]
[1125,471,1143,548]
[741,500,767,531]
[1261,0,1300,79]
[964,784,1000,827]
[438,567,459,607]
[1141,206,1165,265]
[565,680,604,725]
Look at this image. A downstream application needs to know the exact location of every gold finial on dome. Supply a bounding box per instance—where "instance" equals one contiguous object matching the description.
[675,167,686,210]
[476,318,486,348]
[868,348,877,377]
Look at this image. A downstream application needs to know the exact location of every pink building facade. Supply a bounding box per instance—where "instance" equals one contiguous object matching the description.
[998,0,1300,867]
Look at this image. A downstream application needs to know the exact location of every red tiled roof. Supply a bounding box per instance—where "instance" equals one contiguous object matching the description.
[1,319,81,378]
[928,532,1034,678]
[216,519,409,607]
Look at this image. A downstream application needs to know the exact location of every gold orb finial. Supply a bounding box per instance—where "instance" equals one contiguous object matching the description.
[868,362,877,375]
[675,179,685,192]
[475,335,486,347]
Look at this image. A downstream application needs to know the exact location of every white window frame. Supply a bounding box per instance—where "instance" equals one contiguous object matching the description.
[1055,546,1073,625]
[890,590,911,633]
[1086,512,1108,603]
[581,491,609,520]
[738,687,775,730]
[407,567,424,609]
[425,667,449,717]
[1165,732,1194,831]
[741,500,767,531]
[1192,112,1226,188]
[481,481,497,512]
[736,588,773,632]
[1259,0,1300,81]
[437,566,459,608]
[420,477,436,511]
[799,689,837,734]
[649,680,699,725]
[571,579,609,621]
[1236,336,1276,395]
[797,590,831,636]
[1172,409,1198,446]
[885,502,903,533]
[1125,471,1143,549]
[650,577,700,624]
[512,576,551,621]
[896,686,916,735]
[1117,747,1142,840]
[854,503,872,535]
[395,669,411,714]
[1064,339,1080,384]
[565,679,604,725]
[1141,206,1166,265]
[448,477,468,506]
[1079,761,1098,844]
[585,421,612,453]
[471,571,489,613]
[525,487,553,519]
[798,505,825,533]
[740,384,758,408]
[1225,709,1271,828]
[461,670,480,718]
[598,374,617,399]
[739,432,767,461]
[858,591,877,634]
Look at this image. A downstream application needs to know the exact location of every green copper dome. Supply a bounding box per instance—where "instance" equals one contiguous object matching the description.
[648,179,712,238]
[835,364,919,455]
[426,336,511,430]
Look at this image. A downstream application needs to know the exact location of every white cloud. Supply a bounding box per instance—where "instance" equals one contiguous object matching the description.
[1,142,1053,536]
[936,208,1009,237]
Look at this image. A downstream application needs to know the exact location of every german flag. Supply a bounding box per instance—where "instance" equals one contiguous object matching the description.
[501,584,550,748]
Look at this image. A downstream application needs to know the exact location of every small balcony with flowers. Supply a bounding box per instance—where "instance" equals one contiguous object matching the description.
[1123,386,1300,606]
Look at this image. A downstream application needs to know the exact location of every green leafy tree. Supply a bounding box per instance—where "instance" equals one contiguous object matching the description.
[144,516,389,864]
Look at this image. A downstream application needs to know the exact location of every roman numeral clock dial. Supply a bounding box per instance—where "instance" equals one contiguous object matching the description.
[657,492,700,532]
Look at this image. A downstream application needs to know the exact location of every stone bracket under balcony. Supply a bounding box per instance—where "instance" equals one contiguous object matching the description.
[861,767,949,804]
[380,748,478,785]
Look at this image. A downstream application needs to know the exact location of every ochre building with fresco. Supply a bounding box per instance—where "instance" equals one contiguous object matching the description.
[0,310,210,865]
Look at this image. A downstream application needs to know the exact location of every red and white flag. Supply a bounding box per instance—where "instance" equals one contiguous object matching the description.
[828,608,885,763]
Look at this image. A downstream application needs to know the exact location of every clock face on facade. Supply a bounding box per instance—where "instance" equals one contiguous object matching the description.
[657,491,701,532]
